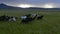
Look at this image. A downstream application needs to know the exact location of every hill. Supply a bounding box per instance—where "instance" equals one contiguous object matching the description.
[0,3,60,10]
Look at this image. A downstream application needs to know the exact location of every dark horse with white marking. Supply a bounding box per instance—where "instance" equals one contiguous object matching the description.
[0,15,10,21]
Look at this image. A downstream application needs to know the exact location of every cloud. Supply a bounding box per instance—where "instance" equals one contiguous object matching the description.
[0,0,60,8]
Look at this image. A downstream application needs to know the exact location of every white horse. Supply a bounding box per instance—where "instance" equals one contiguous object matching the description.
[21,16,27,19]
[9,17,16,22]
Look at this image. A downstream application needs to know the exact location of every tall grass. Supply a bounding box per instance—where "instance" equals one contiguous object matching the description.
[0,9,60,34]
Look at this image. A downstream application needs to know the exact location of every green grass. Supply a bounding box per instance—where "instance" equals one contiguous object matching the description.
[0,9,60,34]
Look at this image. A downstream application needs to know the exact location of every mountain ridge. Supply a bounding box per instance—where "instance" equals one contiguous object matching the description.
[0,3,60,10]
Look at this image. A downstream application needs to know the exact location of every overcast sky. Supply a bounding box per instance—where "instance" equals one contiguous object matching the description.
[0,0,60,8]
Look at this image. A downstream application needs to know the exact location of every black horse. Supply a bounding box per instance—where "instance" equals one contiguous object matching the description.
[37,15,44,20]
[25,14,31,17]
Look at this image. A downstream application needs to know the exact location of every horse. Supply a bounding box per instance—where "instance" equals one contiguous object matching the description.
[37,15,44,20]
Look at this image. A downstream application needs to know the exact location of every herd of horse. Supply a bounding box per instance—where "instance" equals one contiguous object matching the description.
[0,14,44,24]
[0,15,17,21]
[21,14,44,24]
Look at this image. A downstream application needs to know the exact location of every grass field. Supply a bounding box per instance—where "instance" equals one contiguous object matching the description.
[0,9,60,34]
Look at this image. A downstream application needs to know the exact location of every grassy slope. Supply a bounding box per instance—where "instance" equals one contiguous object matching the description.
[0,9,60,34]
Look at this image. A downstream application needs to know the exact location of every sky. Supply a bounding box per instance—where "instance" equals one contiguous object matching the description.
[0,0,60,8]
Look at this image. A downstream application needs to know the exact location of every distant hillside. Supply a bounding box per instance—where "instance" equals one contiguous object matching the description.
[0,3,12,9]
[0,3,60,10]
[28,7,60,10]
[0,3,21,9]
